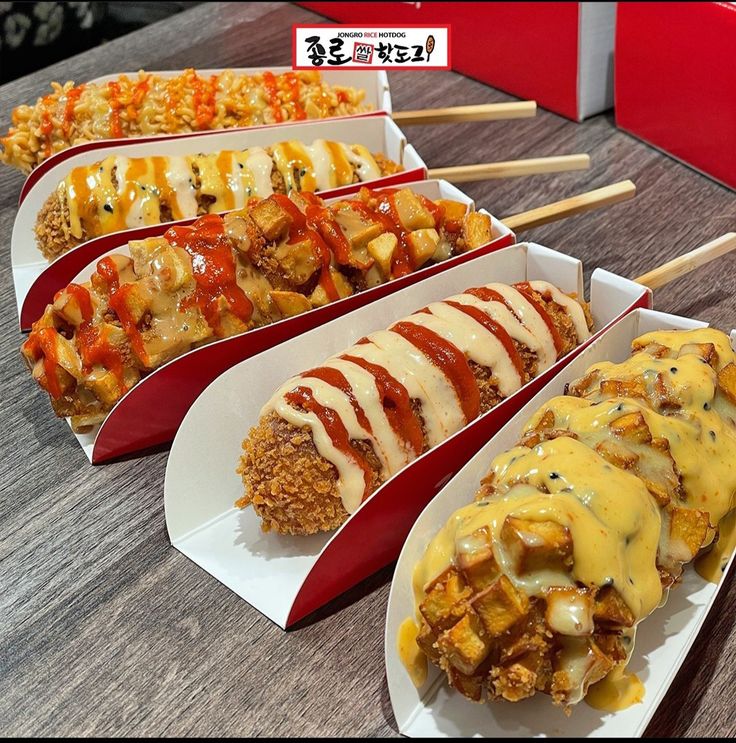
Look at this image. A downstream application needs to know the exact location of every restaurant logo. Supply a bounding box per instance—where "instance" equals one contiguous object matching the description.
[293,25,451,70]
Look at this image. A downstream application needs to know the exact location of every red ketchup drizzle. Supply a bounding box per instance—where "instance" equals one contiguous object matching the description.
[108,283,149,365]
[164,214,254,337]
[347,197,413,278]
[284,72,307,120]
[262,71,283,122]
[39,97,54,158]
[513,282,564,355]
[390,321,480,422]
[301,366,373,435]
[128,78,150,122]
[284,386,374,502]
[192,73,217,130]
[270,195,340,301]
[107,82,123,138]
[341,353,424,457]
[62,85,85,137]
[96,257,120,293]
[57,282,94,323]
[443,300,525,382]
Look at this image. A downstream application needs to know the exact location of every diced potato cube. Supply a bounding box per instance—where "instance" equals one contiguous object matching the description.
[640,477,672,507]
[631,340,669,358]
[471,575,529,637]
[437,610,490,675]
[416,621,440,664]
[599,379,647,399]
[654,372,680,410]
[347,219,383,250]
[500,517,573,575]
[545,588,594,636]
[595,440,638,469]
[463,212,493,250]
[593,586,635,629]
[457,526,499,591]
[406,228,440,268]
[52,288,91,328]
[391,188,436,230]
[50,331,83,380]
[717,362,736,405]
[678,342,717,366]
[308,283,329,308]
[274,240,319,286]
[436,199,467,225]
[669,507,710,561]
[366,232,398,278]
[250,197,292,241]
[270,290,312,319]
[534,409,556,432]
[609,411,652,444]
[448,667,484,702]
[419,568,472,632]
[308,270,353,307]
[84,368,124,406]
[150,245,193,292]
[111,282,152,325]
[129,237,168,277]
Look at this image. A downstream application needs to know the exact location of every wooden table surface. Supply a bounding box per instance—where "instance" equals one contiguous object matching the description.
[1,2,735,737]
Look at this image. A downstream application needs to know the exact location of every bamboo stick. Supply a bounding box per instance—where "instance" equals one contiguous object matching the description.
[393,101,536,126]
[428,154,590,183]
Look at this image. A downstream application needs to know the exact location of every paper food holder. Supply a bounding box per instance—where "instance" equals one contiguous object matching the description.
[15,113,425,325]
[384,307,736,738]
[163,242,650,629]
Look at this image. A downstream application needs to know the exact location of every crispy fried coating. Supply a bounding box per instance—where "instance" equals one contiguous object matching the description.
[35,191,78,261]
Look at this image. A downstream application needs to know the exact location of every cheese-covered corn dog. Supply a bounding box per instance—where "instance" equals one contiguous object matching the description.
[405,328,736,711]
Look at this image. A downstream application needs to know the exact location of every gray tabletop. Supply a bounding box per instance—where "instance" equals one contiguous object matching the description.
[1,2,735,737]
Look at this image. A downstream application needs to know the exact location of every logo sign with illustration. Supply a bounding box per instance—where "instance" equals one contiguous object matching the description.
[293,25,450,70]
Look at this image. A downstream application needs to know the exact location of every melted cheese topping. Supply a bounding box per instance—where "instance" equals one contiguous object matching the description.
[406,327,736,710]
[61,140,384,239]
[262,284,587,514]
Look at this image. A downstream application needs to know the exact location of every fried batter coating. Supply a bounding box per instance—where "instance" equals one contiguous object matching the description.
[35,191,78,261]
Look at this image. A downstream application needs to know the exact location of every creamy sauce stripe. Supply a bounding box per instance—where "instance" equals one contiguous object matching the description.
[62,141,383,239]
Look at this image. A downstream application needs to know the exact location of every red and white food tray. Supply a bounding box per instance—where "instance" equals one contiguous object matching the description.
[385,307,735,738]
[53,180,512,463]
[14,113,423,326]
[19,66,391,201]
[163,242,650,629]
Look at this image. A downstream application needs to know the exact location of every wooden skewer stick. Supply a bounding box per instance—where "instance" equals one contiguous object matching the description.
[501,180,636,233]
[635,233,736,290]
[392,101,536,126]
[428,154,590,183]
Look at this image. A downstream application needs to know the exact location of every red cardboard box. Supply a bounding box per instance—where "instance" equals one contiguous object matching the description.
[615,2,736,190]
[297,2,615,121]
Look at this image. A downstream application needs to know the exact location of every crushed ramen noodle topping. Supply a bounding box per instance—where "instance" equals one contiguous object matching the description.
[1,69,371,173]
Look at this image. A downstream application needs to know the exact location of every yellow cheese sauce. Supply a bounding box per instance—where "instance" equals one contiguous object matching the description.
[397,617,428,688]
[401,328,736,709]
[586,667,645,712]
[696,508,736,583]
[412,437,662,620]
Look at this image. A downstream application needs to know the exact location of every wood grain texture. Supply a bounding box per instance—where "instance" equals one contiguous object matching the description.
[1,2,735,737]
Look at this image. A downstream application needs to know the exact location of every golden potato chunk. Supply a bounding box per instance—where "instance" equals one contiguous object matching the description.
[609,411,652,444]
[669,506,710,561]
[448,667,484,702]
[500,517,573,575]
[416,621,440,663]
[366,232,397,278]
[406,228,440,268]
[678,342,718,367]
[599,379,647,400]
[391,188,436,231]
[420,568,472,632]
[437,610,491,675]
[250,197,292,241]
[545,588,594,636]
[717,362,736,405]
[436,199,468,225]
[457,526,499,592]
[593,586,635,629]
[270,290,312,319]
[273,240,319,286]
[595,440,638,469]
[463,212,493,250]
[471,575,529,637]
